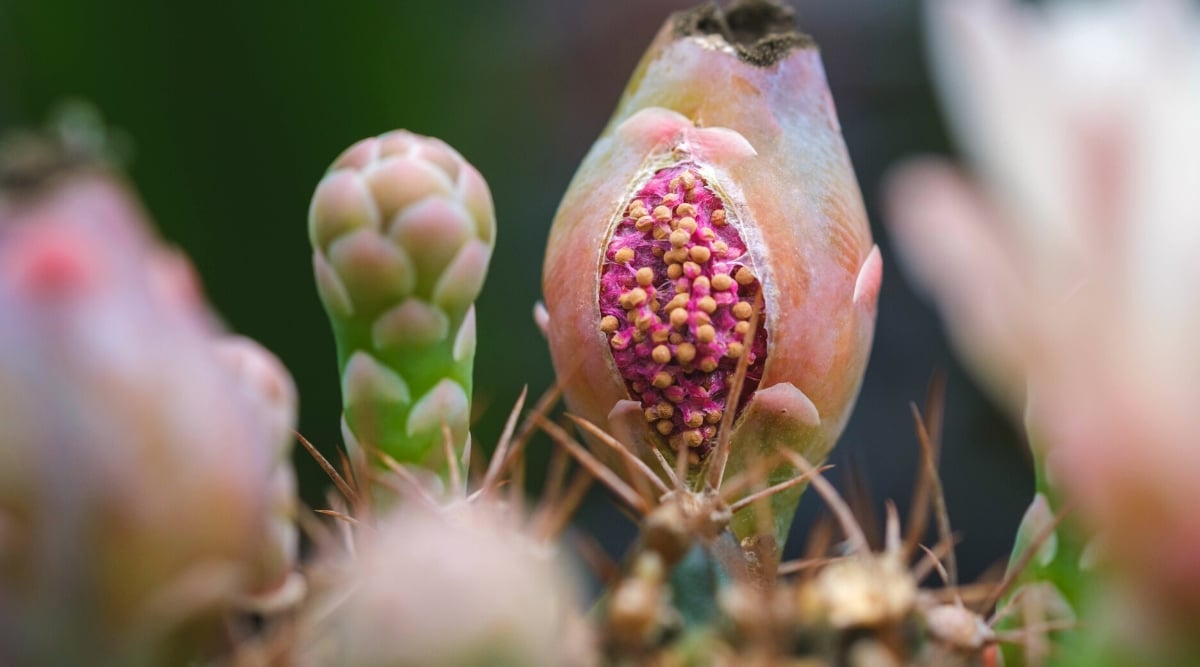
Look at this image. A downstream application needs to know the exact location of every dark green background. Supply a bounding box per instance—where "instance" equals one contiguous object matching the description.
[0,0,1030,580]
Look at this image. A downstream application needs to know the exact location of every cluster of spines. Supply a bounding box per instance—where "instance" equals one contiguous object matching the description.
[599,163,767,461]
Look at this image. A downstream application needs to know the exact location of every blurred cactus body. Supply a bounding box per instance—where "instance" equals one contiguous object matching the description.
[302,502,590,667]
[542,0,880,542]
[309,130,495,468]
[0,158,297,665]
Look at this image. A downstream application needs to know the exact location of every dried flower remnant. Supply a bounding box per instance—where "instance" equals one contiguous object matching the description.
[600,163,767,462]
[543,0,880,543]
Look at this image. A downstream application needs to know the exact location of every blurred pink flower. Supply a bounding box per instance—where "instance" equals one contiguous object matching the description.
[886,0,1200,609]
[0,168,298,664]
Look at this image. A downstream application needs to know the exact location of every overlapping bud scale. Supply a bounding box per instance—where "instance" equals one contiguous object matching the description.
[309,131,495,465]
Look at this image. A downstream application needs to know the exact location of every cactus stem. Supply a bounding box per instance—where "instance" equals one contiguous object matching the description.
[727,463,831,514]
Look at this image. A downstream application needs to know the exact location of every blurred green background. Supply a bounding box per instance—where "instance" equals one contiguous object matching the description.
[0,0,1029,581]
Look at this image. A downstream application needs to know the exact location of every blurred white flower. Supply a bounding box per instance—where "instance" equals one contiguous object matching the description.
[0,168,298,665]
[886,0,1200,609]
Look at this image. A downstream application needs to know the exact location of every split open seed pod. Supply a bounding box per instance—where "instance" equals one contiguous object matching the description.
[542,0,880,546]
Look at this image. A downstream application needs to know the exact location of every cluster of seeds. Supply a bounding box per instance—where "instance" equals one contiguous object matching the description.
[599,164,767,462]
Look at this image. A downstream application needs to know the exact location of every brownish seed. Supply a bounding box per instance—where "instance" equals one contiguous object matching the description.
[711,274,733,291]
[681,171,696,189]
[697,324,716,343]
[683,261,701,277]
[662,193,680,206]
[692,276,711,293]
[656,402,675,419]
[600,315,619,333]
[653,371,673,389]
[610,334,629,350]
[669,333,684,345]
[652,345,671,364]
[695,312,711,326]
[653,225,669,240]
[686,412,704,428]
[636,216,655,232]
[678,217,698,233]
[698,227,716,242]
[656,420,674,435]
[727,342,745,359]
[675,203,696,217]
[690,246,712,263]
[670,308,689,329]
[614,247,635,264]
[651,328,669,343]
[675,281,690,294]
[683,430,704,448]
[631,329,646,342]
[665,294,689,312]
[636,267,654,287]
[635,313,654,330]
[653,205,672,222]
[706,410,723,424]
[713,240,729,256]
[627,287,647,307]
[652,246,665,257]
[644,408,658,422]
[676,342,697,364]
[667,264,683,279]
[735,266,755,285]
[697,296,717,314]
[698,357,718,373]
[712,209,727,226]
[648,298,660,313]
[665,248,688,264]
[670,177,681,190]
[732,302,753,320]
[734,320,751,336]
[670,229,690,248]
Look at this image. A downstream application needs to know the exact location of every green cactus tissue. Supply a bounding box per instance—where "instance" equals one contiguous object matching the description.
[308,131,496,470]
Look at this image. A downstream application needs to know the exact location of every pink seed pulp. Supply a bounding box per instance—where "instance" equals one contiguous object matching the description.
[599,163,767,461]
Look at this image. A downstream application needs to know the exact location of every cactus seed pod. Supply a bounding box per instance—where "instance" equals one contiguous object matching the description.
[541,0,880,546]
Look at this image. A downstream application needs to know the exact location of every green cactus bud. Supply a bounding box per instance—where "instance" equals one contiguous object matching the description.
[308,131,495,468]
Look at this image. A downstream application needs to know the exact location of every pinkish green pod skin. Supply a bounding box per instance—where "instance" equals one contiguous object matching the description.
[542,1,881,546]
